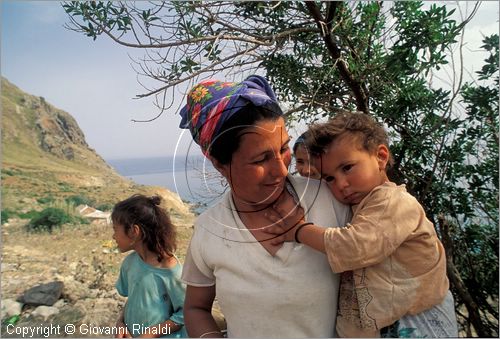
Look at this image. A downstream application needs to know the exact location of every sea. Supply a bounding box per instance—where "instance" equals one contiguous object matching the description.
[107,156,227,214]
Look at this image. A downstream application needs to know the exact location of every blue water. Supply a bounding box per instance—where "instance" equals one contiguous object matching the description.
[107,156,226,212]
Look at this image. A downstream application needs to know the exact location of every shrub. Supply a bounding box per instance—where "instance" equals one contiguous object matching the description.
[26,207,72,233]
[96,203,114,211]
[57,182,73,192]
[2,169,15,176]
[18,210,40,220]
[75,216,90,225]
[37,195,55,204]
[1,209,14,224]
[65,195,94,206]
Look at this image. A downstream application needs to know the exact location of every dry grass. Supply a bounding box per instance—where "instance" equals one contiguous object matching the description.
[1,218,194,299]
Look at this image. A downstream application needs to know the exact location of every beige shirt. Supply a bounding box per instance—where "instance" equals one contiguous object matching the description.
[324,182,449,337]
[182,175,351,338]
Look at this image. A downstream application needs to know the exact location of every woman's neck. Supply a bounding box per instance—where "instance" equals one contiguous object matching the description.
[232,193,287,256]
[230,190,282,215]
[231,190,286,231]
[232,200,269,215]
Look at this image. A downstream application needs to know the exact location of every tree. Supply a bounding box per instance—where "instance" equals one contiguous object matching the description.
[63,1,498,336]
[441,34,499,337]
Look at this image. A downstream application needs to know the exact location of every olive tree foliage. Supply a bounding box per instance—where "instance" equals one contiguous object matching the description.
[63,1,498,336]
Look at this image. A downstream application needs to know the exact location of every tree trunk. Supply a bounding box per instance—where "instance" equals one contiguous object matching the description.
[439,216,492,337]
[304,1,370,114]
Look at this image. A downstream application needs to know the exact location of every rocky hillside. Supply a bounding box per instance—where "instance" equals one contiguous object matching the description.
[1,78,203,337]
[1,77,193,219]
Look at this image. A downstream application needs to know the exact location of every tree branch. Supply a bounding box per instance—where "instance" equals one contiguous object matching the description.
[304,1,370,114]
[135,45,261,99]
[84,9,318,50]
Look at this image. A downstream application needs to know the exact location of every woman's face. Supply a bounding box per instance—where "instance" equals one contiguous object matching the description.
[217,117,291,210]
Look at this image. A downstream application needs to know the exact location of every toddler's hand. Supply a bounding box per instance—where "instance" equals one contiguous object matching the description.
[263,190,305,243]
[273,189,305,229]
[263,207,291,244]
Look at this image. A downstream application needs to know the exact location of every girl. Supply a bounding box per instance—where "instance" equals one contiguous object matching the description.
[112,194,187,338]
[293,131,321,179]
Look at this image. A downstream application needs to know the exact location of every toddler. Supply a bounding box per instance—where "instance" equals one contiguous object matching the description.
[266,112,458,337]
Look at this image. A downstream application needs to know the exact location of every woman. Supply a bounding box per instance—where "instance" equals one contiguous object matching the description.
[179,75,350,338]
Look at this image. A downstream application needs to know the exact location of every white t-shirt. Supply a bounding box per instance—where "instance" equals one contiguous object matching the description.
[182,175,350,338]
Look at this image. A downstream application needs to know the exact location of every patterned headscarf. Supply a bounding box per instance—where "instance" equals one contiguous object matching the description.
[179,75,280,155]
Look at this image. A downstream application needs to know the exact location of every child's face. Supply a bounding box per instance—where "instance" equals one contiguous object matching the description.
[294,144,321,179]
[316,137,389,205]
[112,223,135,253]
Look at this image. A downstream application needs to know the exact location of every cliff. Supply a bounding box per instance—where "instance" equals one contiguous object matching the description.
[1,77,193,221]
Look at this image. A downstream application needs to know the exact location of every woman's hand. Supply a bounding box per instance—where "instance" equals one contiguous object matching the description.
[264,190,306,244]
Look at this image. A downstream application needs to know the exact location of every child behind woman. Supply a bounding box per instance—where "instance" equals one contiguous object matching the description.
[267,111,458,337]
[112,194,187,338]
[293,131,321,179]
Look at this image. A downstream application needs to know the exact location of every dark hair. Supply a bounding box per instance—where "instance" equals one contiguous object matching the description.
[306,111,394,167]
[293,131,310,154]
[209,102,284,164]
[111,194,176,262]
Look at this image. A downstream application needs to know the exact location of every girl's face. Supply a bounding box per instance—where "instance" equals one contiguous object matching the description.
[294,144,321,179]
[317,137,389,205]
[112,223,135,253]
[217,117,291,210]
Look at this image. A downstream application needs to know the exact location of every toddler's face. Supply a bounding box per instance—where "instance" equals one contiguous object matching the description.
[294,145,320,179]
[315,138,389,205]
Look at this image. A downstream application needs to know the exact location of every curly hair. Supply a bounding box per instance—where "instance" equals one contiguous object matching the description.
[305,110,394,167]
[111,194,176,262]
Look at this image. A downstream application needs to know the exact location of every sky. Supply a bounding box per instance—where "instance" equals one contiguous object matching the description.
[1,1,499,160]
[1,1,197,160]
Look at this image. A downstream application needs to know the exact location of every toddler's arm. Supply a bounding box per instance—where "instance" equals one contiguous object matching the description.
[264,189,329,251]
[264,189,307,244]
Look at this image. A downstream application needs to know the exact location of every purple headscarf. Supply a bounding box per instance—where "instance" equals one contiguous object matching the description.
[179,75,280,155]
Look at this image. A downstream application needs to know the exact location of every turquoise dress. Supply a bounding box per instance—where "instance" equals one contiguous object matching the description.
[116,252,188,338]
